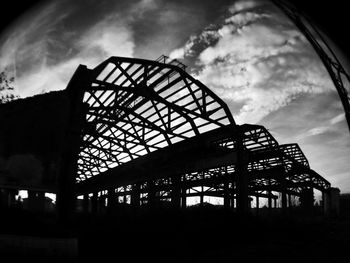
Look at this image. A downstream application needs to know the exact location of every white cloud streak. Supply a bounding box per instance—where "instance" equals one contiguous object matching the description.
[0,0,150,97]
[16,16,135,96]
[229,0,261,14]
[330,113,345,125]
[170,0,333,124]
[295,112,346,140]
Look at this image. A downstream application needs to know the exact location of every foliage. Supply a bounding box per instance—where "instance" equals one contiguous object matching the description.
[0,71,17,104]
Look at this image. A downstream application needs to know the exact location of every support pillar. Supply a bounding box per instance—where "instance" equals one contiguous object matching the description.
[91,192,98,214]
[300,187,314,214]
[181,177,187,208]
[98,195,106,213]
[131,183,140,207]
[123,187,127,204]
[231,183,236,209]
[236,128,249,214]
[25,191,44,212]
[323,188,340,217]
[281,180,287,211]
[0,189,17,208]
[27,191,37,211]
[200,186,204,206]
[57,65,91,224]
[256,196,259,216]
[224,175,230,209]
[0,189,4,207]
[300,188,314,211]
[148,181,156,207]
[37,192,45,212]
[83,194,89,213]
[268,181,272,214]
[171,176,181,208]
[288,193,293,214]
[9,189,18,208]
[107,188,116,213]
[181,188,187,208]
[288,194,292,208]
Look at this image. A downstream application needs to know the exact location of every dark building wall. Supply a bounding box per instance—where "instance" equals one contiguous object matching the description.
[0,91,71,192]
[340,194,350,216]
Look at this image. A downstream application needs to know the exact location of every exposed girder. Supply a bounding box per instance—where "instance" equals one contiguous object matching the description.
[76,56,235,182]
[76,122,330,195]
[67,55,331,205]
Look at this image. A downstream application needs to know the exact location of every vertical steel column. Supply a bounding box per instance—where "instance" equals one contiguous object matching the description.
[91,192,98,214]
[171,176,181,208]
[148,180,156,207]
[27,191,38,211]
[98,195,106,213]
[107,188,116,212]
[323,188,340,217]
[0,189,4,207]
[268,180,272,214]
[181,176,187,208]
[224,169,230,209]
[288,193,292,208]
[0,189,17,208]
[322,191,330,216]
[37,192,45,212]
[236,126,249,214]
[131,183,140,207]
[288,193,292,214]
[26,191,44,211]
[83,194,89,213]
[231,182,236,209]
[281,179,287,211]
[57,65,91,223]
[123,187,127,204]
[9,189,17,208]
[200,185,204,206]
[300,187,314,211]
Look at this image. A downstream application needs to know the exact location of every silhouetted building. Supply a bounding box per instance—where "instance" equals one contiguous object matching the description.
[0,55,337,220]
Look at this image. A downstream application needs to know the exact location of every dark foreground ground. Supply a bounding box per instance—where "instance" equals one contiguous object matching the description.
[1,205,350,262]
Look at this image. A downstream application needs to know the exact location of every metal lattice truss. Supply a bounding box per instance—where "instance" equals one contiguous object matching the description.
[76,122,330,198]
[249,142,330,196]
[77,56,234,181]
[280,144,330,192]
[71,56,331,205]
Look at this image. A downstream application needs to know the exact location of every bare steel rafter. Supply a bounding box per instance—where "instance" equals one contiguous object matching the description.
[70,55,331,206]
[77,56,234,181]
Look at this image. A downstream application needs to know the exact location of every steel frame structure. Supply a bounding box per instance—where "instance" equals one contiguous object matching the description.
[78,55,234,182]
[0,55,333,216]
[65,56,331,215]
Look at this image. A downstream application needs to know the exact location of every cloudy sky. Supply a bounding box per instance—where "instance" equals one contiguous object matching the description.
[0,0,349,192]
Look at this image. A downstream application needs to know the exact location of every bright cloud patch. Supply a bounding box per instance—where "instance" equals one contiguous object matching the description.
[77,16,135,64]
[0,3,136,97]
[171,0,333,124]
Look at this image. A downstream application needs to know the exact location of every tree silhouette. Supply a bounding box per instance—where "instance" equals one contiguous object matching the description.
[0,71,17,104]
